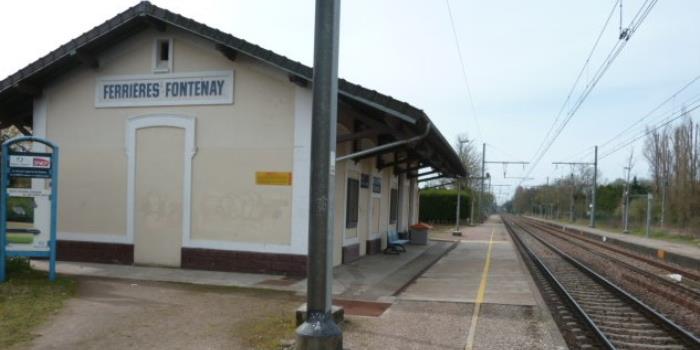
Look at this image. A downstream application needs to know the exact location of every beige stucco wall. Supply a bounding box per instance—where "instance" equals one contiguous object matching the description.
[45,27,294,245]
[40,23,421,264]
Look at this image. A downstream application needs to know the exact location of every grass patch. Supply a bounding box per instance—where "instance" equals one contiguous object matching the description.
[235,311,297,350]
[0,258,76,349]
[550,218,700,248]
[627,227,700,248]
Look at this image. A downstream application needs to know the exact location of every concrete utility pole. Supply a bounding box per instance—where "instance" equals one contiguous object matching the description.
[469,179,475,225]
[484,158,529,222]
[646,193,653,238]
[590,146,598,228]
[552,154,597,224]
[623,166,631,234]
[296,0,343,348]
[660,177,667,228]
[453,138,469,235]
[478,143,485,223]
[570,173,575,222]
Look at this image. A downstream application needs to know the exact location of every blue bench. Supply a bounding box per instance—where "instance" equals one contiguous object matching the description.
[384,229,410,254]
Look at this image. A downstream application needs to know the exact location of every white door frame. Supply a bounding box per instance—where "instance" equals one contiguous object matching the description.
[368,170,383,240]
[125,114,197,248]
[343,163,360,247]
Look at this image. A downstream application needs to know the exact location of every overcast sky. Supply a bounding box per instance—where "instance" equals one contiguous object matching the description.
[1,0,698,203]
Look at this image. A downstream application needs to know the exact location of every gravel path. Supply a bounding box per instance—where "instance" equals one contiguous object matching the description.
[16,277,301,350]
[343,300,471,350]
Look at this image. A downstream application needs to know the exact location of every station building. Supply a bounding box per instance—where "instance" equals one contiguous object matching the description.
[0,2,465,275]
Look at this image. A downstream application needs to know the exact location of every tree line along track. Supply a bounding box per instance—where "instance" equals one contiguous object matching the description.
[502,214,699,350]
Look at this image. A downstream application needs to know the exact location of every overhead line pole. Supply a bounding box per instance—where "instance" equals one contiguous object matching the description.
[478,143,485,224]
[296,0,343,348]
[454,138,468,235]
[480,157,529,222]
[553,151,597,225]
[623,166,632,233]
[591,146,598,227]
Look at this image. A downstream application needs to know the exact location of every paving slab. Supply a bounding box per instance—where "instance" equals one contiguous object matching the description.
[392,216,567,350]
[343,300,472,350]
[470,303,566,350]
[400,237,536,305]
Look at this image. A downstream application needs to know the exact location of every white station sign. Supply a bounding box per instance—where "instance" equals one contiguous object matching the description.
[95,71,234,108]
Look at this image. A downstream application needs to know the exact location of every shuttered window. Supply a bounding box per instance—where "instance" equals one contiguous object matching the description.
[346,178,359,228]
[390,188,398,224]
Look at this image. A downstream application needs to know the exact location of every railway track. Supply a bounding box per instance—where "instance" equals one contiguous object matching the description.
[502,214,699,350]
[523,217,700,289]
[518,217,700,313]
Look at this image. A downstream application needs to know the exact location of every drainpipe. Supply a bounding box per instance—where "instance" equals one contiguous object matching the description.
[335,122,432,162]
[408,176,415,224]
[397,172,404,234]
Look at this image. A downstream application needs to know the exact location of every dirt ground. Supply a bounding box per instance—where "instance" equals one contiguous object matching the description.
[14,277,301,350]
[15,277,474,350]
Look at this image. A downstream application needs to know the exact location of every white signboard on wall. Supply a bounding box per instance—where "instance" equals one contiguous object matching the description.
[95,71,234,108]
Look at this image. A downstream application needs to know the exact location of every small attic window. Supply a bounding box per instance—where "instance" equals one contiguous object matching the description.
[154,38,173,72]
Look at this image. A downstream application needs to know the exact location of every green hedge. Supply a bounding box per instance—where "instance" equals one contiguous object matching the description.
[419,189,472,223]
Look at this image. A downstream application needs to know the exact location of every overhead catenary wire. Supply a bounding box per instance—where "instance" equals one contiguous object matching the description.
[599,97,700,160]
[527,0,620,170]
[445,0,483,141]
[519,0,658,187]
[599,74,700,150]
[558,74,700,163]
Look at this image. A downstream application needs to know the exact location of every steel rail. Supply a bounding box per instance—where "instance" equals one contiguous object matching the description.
[508,216,700,348]
[523,218,700,298]
[528,218,700,282]
[503,217,615,349]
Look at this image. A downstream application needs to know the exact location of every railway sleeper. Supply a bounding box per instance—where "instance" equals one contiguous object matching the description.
[612,340,687,350]
[587,314,647,323]
[581,304,637,313]
[592,319,662,330]
[576,299,630,307]
[606,333,680,345]
[597,326,669,337]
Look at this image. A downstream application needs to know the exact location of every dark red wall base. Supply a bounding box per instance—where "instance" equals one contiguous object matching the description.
[366,238,382,255]
[57,240,134,265]
[181,247,307,277]
[56,241,307,276]
[342,243,360,264]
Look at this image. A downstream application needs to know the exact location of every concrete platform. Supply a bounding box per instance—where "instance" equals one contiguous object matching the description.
[529,216,699,270]
[340,217,566,348]
[402,220,534,305]
[32,239,455,302]
[334,240,456,302]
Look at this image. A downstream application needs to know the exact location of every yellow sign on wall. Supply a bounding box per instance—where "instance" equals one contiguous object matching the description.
[255,171,292,186]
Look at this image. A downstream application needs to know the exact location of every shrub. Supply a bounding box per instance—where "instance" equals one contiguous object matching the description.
[419,189,472,223]
[6,257,32,274]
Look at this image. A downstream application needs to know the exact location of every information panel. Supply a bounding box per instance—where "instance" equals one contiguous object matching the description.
[8,152,52,178]
[0,137,59,282]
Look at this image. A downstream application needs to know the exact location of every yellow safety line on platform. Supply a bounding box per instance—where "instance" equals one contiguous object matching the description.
[464,227,495,350]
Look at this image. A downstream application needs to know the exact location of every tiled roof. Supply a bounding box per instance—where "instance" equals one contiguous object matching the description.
[0,1,466,177]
